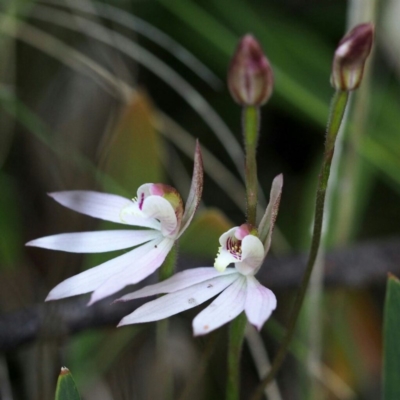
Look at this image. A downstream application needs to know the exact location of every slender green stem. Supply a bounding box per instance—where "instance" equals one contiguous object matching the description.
[250,90,349,400]
[243,106,260,226]
[226,312,247,400]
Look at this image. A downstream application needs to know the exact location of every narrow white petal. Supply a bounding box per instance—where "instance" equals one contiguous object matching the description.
[244,276,277,330]
[45,236,163,301]
[235,235,264,276]
[142,196,177,236]
[179,141,203,236]
[88,238,174,304]
[192,275,247,336]
[49,191,160,229]
[118,273,239,326]
[118,267,237,301]
[26,230,159,253]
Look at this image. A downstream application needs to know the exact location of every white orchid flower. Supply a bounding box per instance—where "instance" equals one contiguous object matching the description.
[26,142,203,305]
[116,174,283,336]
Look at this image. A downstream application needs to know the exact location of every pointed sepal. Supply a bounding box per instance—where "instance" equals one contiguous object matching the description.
[258,174,283,256]
[179,140,204,236]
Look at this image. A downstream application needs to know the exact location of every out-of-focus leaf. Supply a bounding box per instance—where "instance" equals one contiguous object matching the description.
[67,327,141,388]
[383,274,400,400]
[55,367,81,400]
[179,209,231,257]
[99,91,163,196]
[0,172,23,268]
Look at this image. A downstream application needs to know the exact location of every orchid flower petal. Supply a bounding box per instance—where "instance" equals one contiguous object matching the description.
[258,174,283,256]
[244,276,277,330]
[88,237,174,305]
[235,235,264,276]
[214,227,242,272]
[214,249,238,272]
[192,275,247,336]
[26,229,160,253]
[45,236,163,301]
[49,191,160,229]
[118,273,240,326]
[117,267,237,302]
[141,196,177,237]
[218,227,238,246]
[178,141,204,237]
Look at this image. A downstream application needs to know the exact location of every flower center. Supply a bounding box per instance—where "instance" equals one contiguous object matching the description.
[227,236,242,260]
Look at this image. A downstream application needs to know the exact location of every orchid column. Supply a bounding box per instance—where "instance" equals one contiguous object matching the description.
[226,35,274,400]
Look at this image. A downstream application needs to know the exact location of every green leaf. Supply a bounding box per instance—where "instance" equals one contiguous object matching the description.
[55,367,81,400]
[383,274,400,400]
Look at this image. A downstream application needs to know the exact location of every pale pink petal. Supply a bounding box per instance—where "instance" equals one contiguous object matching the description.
[26,229,159,253]
[244,276,277,330]
[234,235,264,276]
[45,236,163,301]
[258,174,283,256]
[49,191,160,229]
[118,273,240,326]
[117,267,237,301]
[88,238,174,305]
[141,196,177,237]
[192,275,247,336]
[178,141,204,237]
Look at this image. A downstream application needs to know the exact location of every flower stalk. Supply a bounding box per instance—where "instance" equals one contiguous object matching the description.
[226,34,274,400]
[251,90,349,400]
[243,106,260,226]
[226,312,247,400]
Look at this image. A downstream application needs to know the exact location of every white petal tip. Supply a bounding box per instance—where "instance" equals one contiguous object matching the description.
[252,323,262,331]
[117,317,130,327]
[193,329,208,337]
[87,296,97,306]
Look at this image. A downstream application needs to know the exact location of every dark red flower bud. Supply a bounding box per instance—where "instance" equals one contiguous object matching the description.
[331,23,374,91]
[228,34,274,106]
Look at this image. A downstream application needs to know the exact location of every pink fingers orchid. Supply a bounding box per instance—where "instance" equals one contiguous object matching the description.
[26,142,203,305]
[116,174,283,336]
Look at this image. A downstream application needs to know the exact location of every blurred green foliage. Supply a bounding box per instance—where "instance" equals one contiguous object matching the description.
[0,0,399,399]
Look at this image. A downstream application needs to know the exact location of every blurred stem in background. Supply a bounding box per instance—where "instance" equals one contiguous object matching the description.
[306,1,378,398]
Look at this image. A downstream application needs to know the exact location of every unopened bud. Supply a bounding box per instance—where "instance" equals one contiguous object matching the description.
[331,23,374,91]
[228,34,274,106]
